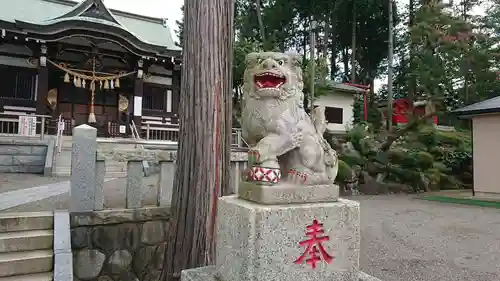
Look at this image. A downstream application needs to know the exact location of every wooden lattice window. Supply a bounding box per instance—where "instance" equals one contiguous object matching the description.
[143,84,167,111]
[0,65,37,100]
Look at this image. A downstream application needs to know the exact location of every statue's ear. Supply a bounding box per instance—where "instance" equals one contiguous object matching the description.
[285,52,302,67]
[246,53,260,66]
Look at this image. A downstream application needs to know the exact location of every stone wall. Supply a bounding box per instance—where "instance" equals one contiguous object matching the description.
[70,207,170,281]
[0,139,51,174]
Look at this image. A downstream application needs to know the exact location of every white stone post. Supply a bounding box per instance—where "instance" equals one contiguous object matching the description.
[70,124,97,212]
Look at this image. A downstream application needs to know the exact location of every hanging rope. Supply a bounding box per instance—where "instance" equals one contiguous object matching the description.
[47,58,137,123]
[47,59,136,81]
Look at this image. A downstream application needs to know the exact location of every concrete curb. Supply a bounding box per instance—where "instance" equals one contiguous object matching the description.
[53,210,73,281]
[44,139,55,176]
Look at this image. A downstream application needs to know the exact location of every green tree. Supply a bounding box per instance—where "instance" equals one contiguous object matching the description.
[175,5,184,47]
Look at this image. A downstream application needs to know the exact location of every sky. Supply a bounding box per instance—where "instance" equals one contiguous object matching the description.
[101,0,184,38]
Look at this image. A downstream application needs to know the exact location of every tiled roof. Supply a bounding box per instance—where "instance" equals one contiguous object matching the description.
[0,0,179,51]
[326,81,366,94]
[453,95,500,116]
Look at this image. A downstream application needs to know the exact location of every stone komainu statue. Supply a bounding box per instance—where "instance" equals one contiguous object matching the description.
[241,52,339,185]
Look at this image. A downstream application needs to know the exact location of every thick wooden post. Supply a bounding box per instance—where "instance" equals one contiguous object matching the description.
[36,44,49,116]
[171,67,181,125]
[163,0,234,280]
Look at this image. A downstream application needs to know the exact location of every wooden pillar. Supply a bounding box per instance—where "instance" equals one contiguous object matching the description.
[127,91,133,124]
[171,65,181,124]
[36,44,49,115]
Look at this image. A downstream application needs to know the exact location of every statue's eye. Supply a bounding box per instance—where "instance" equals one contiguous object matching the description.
[257,58,263,64]
[278,60,284,66]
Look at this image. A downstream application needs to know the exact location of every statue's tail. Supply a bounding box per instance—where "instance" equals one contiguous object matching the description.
[323,143,339,183]
[328,151,339,183]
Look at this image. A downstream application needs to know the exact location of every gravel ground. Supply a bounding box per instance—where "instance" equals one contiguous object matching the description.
[357,195,500,281]
[4,182,500,281]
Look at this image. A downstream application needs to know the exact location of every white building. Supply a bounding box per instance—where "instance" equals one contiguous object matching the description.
[313,82,366,133]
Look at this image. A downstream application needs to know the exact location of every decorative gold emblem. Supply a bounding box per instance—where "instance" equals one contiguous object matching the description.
[47,88,58,111]
[118,94,129,112]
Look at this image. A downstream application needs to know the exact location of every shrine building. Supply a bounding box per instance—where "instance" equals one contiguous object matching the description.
[0,0,181,137]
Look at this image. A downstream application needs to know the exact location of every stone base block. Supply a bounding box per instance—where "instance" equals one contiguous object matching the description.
[181,266,383,281]
[238,181,339,204]
[216,196,360,281]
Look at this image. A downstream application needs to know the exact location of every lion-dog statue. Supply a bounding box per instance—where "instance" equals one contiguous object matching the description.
[241,51,339,186]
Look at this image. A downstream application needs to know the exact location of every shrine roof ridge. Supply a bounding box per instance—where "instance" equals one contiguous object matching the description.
[45,0,167,25]
[0,0,180,54]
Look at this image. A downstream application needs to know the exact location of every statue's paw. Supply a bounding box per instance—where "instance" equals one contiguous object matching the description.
[287,169,308,185]
[291,131,303,147]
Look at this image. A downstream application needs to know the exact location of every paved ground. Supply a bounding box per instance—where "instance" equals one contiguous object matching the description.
[1,176,499,281]
[0,174,70,193]
[357,195,500,281]
[0,174,161,212]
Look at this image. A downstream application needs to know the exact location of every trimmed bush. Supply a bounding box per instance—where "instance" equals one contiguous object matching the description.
[336,160,354,183]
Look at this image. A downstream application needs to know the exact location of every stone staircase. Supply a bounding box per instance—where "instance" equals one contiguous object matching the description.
[0,212,54,281]
[53,136,130,177]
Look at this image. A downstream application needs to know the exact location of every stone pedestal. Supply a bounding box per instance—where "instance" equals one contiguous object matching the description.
[238,182,339,204]
[180,183,384,281]
[217,195,359,281]
[182,266,383,281]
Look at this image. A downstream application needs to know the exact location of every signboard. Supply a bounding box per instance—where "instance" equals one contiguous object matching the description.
[134,96,142,116]
[18,116,37,136]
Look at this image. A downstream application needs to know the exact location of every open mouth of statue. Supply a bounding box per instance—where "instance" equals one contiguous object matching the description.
[254,72,286,89]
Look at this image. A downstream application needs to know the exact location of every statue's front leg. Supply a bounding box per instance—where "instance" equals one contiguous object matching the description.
[251,131,302,168]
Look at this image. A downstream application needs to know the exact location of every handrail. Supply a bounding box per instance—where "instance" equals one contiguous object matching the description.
[56,114,63,153]
[232,128,249,148]
[130,120,144,148]
[130,120,152,176]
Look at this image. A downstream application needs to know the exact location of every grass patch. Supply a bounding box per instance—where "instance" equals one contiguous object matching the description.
[420,195,500,209]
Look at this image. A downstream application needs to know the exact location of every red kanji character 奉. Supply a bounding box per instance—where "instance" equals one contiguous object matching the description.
[294,219,334,269]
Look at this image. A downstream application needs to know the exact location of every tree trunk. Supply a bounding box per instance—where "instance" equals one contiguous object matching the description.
[162,0,234,280]
[302,29,307,59]
[322,21,330,58]
[329,5,338,80]
[343,47,349,81]
[255,0,266,48]
[408,0,416,116]
[350,0,357,83]
[379,109,437,152]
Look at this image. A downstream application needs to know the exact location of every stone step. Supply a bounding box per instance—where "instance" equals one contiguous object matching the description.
[53,171,127,176]
[59,143,142,150]
[53,170,127,178]
[0,212,53,233]
[0,272,53,281]
[55,157,127,166]
[55,165,126,172]
[0,250,53,277]
[54,163,127,169]
[102,172,127,178]
[0,230,53,253]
